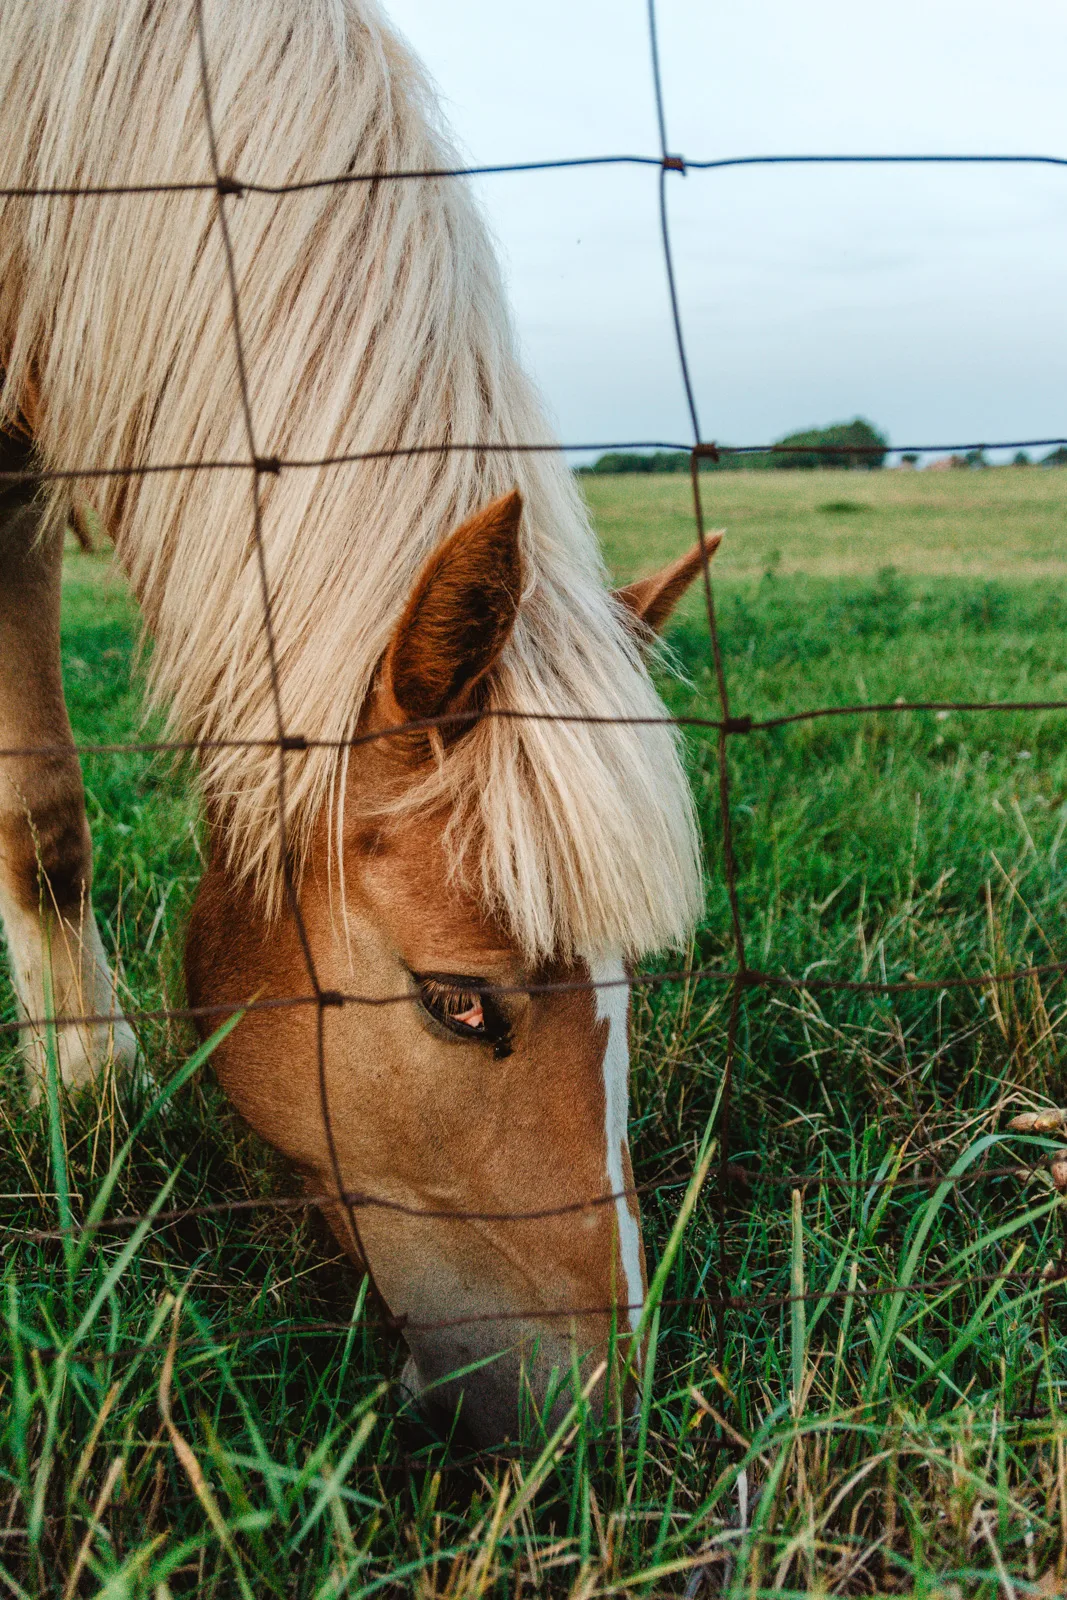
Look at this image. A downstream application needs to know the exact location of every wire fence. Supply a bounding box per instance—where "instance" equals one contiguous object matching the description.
[3,0,1067,1367]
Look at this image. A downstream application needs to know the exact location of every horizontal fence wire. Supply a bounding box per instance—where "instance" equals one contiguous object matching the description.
[6,948,1067,1040]
[7,1150,1060,1246]
[4,437,1067,484]
[8,1272,1067,1350]
[3,691,1067,760]
[0,147,1064,201]
[3,0,1067,1366]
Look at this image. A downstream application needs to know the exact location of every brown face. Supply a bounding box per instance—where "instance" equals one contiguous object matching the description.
[188,806,644,1445]
[184,492,719,1449]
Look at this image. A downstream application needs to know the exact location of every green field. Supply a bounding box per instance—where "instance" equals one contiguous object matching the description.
[588,463,1067,584]
[5,468,1067,1595]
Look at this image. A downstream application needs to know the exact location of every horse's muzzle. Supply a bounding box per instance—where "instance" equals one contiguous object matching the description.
[396,1324,630,1452]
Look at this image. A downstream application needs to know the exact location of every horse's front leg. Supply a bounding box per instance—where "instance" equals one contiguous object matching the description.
[0,465,136,1099]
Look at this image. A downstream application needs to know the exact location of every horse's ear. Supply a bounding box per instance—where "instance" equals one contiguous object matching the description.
[613,531,723,635]
[381,489,524,726]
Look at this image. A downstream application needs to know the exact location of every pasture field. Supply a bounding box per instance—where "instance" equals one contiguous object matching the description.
[587,462,1067,584]
[4,467,1067,1595]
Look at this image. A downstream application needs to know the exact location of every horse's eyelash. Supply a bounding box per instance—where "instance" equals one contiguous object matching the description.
[414,974,513,1059]
[419,977,481,1023]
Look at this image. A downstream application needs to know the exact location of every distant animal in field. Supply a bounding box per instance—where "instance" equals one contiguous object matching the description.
[0,0,718,1446]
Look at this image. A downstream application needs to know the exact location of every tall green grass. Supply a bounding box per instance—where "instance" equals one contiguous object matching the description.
[2,516,1067,1595]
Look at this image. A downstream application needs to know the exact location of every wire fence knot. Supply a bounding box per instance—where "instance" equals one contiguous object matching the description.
[254,455,282,476]
[663,153,686,173]
[215,175,244,198]
[279,734,307,752]
[723,716,753,735]
[318,990,345,1009]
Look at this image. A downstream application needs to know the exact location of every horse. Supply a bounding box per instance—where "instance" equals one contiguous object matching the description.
[0,0,718,1447]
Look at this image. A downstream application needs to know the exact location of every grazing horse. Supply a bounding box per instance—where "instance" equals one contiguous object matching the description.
[0,0,717,1445]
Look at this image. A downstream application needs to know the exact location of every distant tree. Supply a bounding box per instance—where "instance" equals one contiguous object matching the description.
[581,452,672,475]
[769,417,888,470]
[1042,445,1067,467]
[582,423,892,477]
[581,448,744,476]
[1013,450,1031,466]
[900,451,920,467]
[964,448,988,469]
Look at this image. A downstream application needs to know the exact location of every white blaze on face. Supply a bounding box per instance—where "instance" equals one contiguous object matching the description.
[590,954,643,1333]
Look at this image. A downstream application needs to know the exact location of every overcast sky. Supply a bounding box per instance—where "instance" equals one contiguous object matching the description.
[386,0,1066,463]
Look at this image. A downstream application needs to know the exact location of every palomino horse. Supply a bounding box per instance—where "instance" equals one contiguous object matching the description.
[0,0,718,1446]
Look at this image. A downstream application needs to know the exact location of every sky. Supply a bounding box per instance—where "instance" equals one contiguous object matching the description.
[385,0,1067,463]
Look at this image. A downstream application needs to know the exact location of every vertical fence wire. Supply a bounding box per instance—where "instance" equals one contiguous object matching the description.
[190,0,393,1328]
[645,0,749,1380]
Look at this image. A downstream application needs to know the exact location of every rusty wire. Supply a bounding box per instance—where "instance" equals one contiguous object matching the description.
[5,1150,1058,1249]
[189,0,392,1326]
[2,0,1067,1350]
[8,1269,1067,1359]
[6,947,1067,1043]
[1,691,1066,764]
[0,149,1064,204]
[3,435,1067,486]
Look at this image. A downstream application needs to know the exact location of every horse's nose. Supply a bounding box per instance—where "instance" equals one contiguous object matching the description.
[398,1346,560,1450]
[397,1329,613,1452]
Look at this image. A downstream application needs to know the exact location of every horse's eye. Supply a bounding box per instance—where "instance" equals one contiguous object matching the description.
[418,976,484,1033]
[414,974,512,1058]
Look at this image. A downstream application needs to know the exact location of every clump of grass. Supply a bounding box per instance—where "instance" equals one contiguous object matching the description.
[2,548,1067,1594]
[817,498,871,514]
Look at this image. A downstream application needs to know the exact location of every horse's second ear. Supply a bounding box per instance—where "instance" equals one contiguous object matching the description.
[382,489,524,725]
[614,530,724,635]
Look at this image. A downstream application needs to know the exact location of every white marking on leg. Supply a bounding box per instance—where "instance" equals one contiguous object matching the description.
[591,954,643,1333]
[0,895,137,1097]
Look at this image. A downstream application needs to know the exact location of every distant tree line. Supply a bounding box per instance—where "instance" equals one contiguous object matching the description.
[579,418,889,475]
[578,423,1067,475]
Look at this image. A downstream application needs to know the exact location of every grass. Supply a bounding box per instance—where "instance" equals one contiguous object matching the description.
[4,468,1067,1595]
[587,462,1067,583]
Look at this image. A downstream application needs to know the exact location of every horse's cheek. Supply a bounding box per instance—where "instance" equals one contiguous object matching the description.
[184,862,322,1169]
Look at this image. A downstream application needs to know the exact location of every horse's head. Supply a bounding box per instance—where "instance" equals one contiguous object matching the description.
[186,491,717,1449]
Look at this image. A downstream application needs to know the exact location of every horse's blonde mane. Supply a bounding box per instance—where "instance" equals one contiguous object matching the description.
[0,0,702,961]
